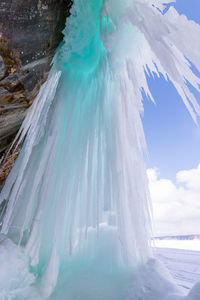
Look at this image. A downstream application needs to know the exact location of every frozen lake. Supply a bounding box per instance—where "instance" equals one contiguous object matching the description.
[153,241,200,291]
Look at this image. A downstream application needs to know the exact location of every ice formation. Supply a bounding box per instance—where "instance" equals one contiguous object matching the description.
[0,0,200,299]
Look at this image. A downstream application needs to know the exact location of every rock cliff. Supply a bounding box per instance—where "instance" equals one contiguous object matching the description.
[0,0,72,182]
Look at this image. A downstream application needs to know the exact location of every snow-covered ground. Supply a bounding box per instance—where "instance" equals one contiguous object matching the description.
[153,240,200,292]
[153,240,200,251]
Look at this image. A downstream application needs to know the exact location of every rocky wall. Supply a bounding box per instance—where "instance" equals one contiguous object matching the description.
[0,0,72,183]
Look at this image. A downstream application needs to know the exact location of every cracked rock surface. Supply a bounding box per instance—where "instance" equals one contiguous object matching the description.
[0,0,72,183]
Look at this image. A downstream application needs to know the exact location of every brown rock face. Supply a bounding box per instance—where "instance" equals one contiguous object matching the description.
[0,0,72,182]
[0,0,72,151]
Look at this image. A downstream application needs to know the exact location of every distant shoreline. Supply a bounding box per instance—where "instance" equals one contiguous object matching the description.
[152,234,200,240]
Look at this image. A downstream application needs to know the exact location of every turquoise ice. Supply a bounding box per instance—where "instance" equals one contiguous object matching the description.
[0,1,200,299]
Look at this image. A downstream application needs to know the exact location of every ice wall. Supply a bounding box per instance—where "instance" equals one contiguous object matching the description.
[0,1,200,299]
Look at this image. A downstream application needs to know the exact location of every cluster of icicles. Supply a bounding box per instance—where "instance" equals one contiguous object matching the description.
[0,0,200,299]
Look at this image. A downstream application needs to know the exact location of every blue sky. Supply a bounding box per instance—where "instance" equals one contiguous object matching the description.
[143,0,200,181]
[142,0,200,235]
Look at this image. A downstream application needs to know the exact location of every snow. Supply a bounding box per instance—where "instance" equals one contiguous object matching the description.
[154,242,200,294]
[153,240,200,252]
[0,0,200,299]
[0,238,40,300]
[0,236,199,299]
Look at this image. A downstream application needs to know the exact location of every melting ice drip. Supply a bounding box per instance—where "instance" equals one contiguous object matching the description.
[0,0,200,299]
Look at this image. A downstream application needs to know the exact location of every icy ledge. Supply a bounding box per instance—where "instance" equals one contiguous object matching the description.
[0,232,199,300]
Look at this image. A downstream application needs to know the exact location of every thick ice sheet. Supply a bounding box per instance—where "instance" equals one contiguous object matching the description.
[154,247,200,291]
[0,0,200,299]
[1,235,199,300]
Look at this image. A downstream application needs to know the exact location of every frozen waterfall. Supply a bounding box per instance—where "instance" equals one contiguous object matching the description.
[0,1,200,299]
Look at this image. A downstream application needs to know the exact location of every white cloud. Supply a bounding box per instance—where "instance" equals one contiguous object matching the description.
[176,164,200,191]
[147,166,200,237]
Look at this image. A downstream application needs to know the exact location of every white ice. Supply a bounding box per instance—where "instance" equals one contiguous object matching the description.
[0,0,200,299]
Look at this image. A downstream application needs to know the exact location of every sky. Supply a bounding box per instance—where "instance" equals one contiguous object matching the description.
[142,0,200,236]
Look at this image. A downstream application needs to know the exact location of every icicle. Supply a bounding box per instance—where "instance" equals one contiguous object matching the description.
[0,1,200,299]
